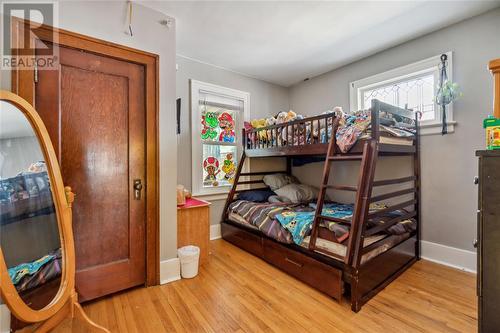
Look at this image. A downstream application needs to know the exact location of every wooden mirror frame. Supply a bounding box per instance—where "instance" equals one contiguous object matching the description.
[0,91,108,332]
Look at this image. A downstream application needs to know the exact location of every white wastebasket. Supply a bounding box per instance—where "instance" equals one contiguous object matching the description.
[177,245,200,278]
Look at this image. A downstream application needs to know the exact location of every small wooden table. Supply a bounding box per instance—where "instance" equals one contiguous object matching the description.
[177,197,211,265]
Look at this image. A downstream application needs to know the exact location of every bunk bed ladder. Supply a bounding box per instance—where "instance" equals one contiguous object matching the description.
[308,138,379,267]
[348,140,378,268]
[308,119,340,252]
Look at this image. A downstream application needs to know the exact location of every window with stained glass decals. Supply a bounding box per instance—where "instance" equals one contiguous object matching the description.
[191,80,249,196]
[202,144,237,187]
[200,107,237,143]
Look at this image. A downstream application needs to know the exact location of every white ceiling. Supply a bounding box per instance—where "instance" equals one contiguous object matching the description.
[143,1,500,87]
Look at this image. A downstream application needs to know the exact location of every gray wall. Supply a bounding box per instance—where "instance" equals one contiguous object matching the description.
[176,55,289,224]
[0,137,43,178]
[289,9,500,252]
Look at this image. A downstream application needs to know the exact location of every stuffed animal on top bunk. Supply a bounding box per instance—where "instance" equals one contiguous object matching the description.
[276,110,299,145]
[244,121,254,148]
[306,106,343,144]
[250,118,268,144]
[265,117,277,145]
[291,114,308,146]
[249,110,312,147]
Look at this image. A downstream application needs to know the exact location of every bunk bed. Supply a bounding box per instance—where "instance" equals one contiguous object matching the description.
[221,99,420,312]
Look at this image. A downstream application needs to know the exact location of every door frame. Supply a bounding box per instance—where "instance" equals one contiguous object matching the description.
[10,18,160,286]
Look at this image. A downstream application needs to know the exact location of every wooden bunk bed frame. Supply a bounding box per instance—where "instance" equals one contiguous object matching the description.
[221,99,420,312]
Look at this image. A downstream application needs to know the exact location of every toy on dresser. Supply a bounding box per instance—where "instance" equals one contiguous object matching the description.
[484,59,500,150]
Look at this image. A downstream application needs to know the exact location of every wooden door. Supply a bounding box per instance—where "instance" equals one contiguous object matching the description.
[34,43,147,301]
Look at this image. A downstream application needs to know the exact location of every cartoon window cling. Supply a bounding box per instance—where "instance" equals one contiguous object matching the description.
[203,156,220,186]
[218,112,236,143]
[201,111,219,141]
[221,153,236,183]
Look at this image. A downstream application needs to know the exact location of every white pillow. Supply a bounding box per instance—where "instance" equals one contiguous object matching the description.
[274,184,319,203]
[262,173,298,191]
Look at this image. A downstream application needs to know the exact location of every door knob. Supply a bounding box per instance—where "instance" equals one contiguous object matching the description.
[473,239,478,248]
[473,176,479,185]
[133,179,143,200]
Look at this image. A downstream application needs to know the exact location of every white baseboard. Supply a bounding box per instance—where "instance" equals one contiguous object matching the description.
[160,258,181,284]
[210,224,221,240]
[0,304,10,333]
[421,240,476,273]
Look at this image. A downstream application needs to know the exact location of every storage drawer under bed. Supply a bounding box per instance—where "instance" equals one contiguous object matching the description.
[221,221,264,257]
[222,221,343,301]
[263,238,343,300]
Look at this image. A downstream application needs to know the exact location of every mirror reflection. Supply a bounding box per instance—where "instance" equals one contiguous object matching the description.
[0,100,62,310]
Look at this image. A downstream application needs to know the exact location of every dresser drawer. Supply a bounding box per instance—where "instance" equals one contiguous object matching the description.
[263,238,343,300]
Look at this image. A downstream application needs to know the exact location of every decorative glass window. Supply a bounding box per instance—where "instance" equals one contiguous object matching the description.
[361,74,435,121]
[350,52,455,135]
[191,80,250,197]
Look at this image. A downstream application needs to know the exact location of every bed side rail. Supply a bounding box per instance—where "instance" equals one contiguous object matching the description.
[243,112,337,150]
[370,99,417,141]
[220,153,288,222]
[350,174,418,267]
[243,99,418,153]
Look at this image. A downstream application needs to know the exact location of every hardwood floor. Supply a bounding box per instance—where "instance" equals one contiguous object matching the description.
[53,239,477,333]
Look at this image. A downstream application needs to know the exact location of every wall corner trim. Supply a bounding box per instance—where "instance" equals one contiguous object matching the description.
[420,240,476,273]
[210,224,222,240]
[160,258,181,284]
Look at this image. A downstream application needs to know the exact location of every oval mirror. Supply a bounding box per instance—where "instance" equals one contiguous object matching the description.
[0,91,108,332]
[0,99,63,311]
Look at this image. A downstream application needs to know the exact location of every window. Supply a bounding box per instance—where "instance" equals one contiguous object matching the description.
[350,52,455,135]
[191,80,250,197]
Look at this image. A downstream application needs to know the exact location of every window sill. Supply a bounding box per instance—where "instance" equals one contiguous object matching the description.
[419,121,456,135]
[192,192,229,201]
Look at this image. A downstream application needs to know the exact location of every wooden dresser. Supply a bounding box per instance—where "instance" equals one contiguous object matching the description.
[476,58,500,333]
[177,198,211,265]
[476,150,500,332]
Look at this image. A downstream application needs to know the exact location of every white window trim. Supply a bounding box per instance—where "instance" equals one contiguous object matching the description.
[190,80,250,197]
[349,52,456,135]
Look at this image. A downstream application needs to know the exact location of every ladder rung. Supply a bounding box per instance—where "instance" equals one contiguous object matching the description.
[329,155,363,161]
[234,187,268,194]
[318,215,351,224]
[324,185,358,191]
[373,176,416,186]
[240,171,286,176]
[368,199,417,218]
[369,188,415,203]
[309,246,345,261]
[237,180,264,185]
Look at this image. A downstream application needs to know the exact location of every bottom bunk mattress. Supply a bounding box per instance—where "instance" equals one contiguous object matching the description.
[227,200,416,261]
